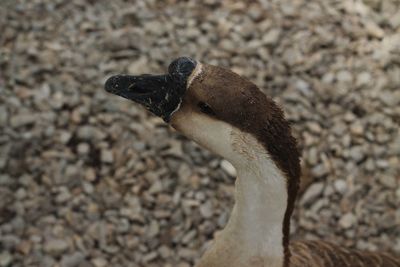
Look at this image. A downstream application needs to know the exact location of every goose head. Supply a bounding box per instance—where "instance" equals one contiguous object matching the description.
[105,57,300,181]
[105,57,301,265]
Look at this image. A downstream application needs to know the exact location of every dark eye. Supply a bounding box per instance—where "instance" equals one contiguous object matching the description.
[198,102,216,116]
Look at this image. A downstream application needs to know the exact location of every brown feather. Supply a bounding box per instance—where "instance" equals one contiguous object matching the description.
[290,241,400,267]
[185,63,400,267]
[186,64,301,266]
[107,59,400,267]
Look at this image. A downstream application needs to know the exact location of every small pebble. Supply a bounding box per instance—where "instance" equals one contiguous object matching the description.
[339,213,357,229]
[220,160,236,177]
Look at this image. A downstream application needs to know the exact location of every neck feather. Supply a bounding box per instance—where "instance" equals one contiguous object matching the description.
[197,146,289,267]
[186,117,299,267]
[228,160,287,266]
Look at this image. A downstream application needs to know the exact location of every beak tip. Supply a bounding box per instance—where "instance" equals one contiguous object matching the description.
[104,75,120,93]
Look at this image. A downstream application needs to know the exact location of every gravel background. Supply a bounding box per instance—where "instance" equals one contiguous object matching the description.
[1,0,400,266]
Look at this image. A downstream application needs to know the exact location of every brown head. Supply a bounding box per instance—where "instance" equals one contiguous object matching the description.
[105,57,301,263]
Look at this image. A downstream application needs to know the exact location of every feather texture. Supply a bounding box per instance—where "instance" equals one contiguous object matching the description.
[289,240,400,267]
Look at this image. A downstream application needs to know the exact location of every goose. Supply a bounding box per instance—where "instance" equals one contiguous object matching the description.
[104,57,400,267]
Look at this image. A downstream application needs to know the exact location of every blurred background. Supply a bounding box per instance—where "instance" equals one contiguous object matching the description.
[1,0,400,266]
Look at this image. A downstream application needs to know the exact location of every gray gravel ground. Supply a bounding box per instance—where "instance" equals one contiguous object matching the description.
[1,0,400,266]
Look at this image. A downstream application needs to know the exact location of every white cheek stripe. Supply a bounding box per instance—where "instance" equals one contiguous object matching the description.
[169,100,182,118]
[187,62,203,88]
[170,63,202,119]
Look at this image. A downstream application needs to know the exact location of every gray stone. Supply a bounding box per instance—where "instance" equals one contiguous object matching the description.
[147,220,160,238]
[100,149,114,163]
[379,91,398,106]
[356,71,371,86]
[181,230,196,244]
[60,252,85,267]
[336,70,353,83]
[389,10,400,28]
[301,182,324,204]
[159,245,172,258]
[142,251,158,263]
[10,113,36,127]
[294,79,311,96]
[77,143,90,155]
[349,146,364,162]
[220,160,236,177]
[334,179,347,194]
[92,258,108,267]
[77,126,106,141]
[59,131,72,144]
[128,56,149,74]
[262,28,281,45]
[350,122,363,136]
[148,180,163,194]
[311,164,329,177]
[365,20,384,38]
[56,187,71,203]
[0,252,12,267]
[379,175,397,189]
[0,106,8,126]
[43,239,69,256]
[339,213,356,229]
[307,147,318,165]
[200,201,213,218]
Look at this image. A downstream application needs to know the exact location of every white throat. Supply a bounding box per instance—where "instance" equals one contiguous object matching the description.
[196,127,288,267]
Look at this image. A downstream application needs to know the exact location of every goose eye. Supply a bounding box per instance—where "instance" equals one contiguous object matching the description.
[198,102,216,116]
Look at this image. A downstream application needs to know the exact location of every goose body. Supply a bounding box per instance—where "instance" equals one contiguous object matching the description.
[105,57,400,267]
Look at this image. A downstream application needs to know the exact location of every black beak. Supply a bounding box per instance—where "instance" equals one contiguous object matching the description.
[104,57,196,122]
[105,74,178,120]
